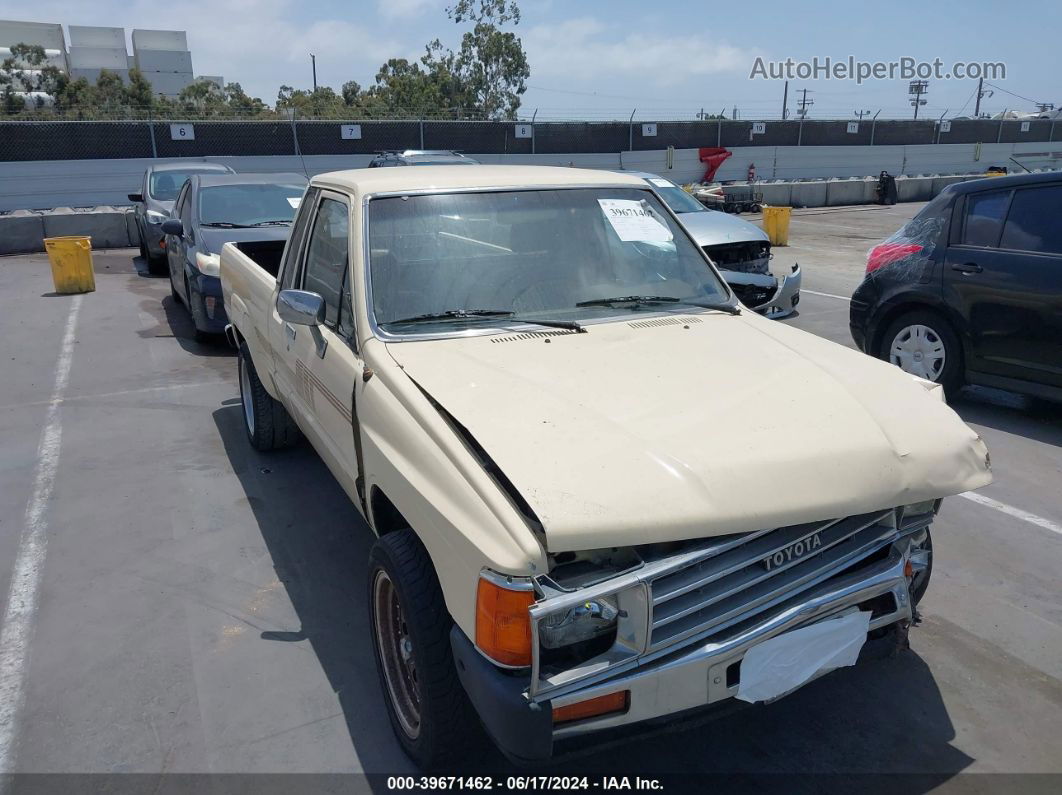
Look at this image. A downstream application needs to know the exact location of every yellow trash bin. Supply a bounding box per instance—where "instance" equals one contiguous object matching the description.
[43,236,96,294]
[762,206,792,247]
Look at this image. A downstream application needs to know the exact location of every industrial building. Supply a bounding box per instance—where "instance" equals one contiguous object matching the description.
[0,18,221,100]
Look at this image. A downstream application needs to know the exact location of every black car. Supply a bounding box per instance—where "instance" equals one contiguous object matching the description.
[850,171,1062,401]
[161,173,308,341]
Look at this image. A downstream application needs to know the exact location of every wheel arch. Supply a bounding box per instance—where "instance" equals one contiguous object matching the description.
[369,485,410,536]
[870,298,966,363]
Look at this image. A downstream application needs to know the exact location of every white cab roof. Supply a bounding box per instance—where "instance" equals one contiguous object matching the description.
[311,165,647,197]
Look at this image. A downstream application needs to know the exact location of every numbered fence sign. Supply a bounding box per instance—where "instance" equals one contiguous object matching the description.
[170,123,195,141]
[514,124,533,138]
[847,122,859,134]
[939,120,951,133]
[1021,121,1031,132]
[751,122,766,134]
[340,124,362,140]
[641,123,657,137]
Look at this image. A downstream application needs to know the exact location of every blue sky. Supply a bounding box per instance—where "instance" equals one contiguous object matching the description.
[2,0,1058,119]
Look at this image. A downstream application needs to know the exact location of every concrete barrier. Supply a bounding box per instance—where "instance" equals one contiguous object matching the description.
[759,182,792,206]
[825,178,870,207]
[0,210,47,255]
[789,180,828,208]
[895,176,935,203]
[126,211,141,247]
[41,207,135,249]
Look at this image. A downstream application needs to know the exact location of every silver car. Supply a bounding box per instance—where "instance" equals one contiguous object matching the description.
[128,161,235,274]
[624,172,801,318]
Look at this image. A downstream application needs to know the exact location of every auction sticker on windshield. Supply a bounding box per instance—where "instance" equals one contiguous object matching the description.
[598,199,673,243]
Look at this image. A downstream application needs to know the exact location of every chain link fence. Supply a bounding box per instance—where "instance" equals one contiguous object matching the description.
[1,117,1058,162]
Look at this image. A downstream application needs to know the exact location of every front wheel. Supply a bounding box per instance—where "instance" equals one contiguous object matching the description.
[369,530,476,768]
[879,310,963,397]
[237,341,300,451]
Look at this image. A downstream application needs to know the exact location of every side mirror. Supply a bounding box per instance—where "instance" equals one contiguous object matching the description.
[161,219,183,236]
[278,289,328,357]
[128,193,143,203]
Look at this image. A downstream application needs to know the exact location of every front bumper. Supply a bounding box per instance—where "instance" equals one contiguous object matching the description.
[455,541,914,763]
[724,264,802,319]
[187,271,228,333]
[142,220,166,257]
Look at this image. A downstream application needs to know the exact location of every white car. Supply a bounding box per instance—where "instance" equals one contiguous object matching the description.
[623,171,801,318]
[221,165,991,767]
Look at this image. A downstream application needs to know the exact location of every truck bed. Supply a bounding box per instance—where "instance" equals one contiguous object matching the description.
[220,240,282,396]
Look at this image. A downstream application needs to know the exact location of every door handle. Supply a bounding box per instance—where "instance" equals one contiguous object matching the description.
[951,262,983,274]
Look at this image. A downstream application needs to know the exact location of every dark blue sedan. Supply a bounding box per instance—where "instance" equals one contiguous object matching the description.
[162,173,308,341]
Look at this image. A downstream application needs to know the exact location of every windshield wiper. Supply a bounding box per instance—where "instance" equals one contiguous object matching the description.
[201,222,252,228]
[576,295,681,307]
[249,220,292,226]
[679,300,741,315]
[386,309,586,333]
[575,295,741,315]
[510,316,586,332]
[386,309,515,325]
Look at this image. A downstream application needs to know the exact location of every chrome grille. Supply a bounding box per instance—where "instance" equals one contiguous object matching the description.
[648,510,894,650]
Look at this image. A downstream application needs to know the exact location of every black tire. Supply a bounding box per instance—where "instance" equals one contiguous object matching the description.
[879,310,963,398]
[368,530,476,769]
[237,341,301,451]
[170,271,180,303]
[139,237,149,262]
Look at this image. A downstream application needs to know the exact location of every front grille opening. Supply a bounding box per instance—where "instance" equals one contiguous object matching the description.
[730,282,777,308]
[858,592,898,621]
[726,661,741,688]
[703,241,771,273]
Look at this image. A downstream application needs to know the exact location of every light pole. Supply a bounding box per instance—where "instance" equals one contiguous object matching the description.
[909,80,928,119]
[310,54,317,93]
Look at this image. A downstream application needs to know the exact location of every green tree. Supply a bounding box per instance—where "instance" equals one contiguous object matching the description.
[224,82,267,116]
[441,0,528,118]
[126,68,156,115]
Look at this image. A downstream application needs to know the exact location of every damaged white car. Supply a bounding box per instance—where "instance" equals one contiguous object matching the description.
[624,171,801,318]
[221,165,992,768]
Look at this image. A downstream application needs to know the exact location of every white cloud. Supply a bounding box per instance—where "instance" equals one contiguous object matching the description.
[523,17,757,85]
[376,0,437,21]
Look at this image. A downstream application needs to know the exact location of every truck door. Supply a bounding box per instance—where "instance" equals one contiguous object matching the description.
[269,187,318,417]
[286,191,362,500]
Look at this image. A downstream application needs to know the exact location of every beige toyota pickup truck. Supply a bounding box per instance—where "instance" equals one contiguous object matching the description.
[220,165,992,767]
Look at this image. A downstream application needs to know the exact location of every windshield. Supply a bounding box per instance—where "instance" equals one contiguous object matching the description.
[368,187,730,334]
[198,184,305,227]
[150,170,219,201]
[653,183,706,214]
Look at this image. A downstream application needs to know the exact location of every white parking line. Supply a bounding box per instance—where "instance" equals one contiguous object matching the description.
[803,289,852,301]
[0,295,82,776]
[959,492,1062,537]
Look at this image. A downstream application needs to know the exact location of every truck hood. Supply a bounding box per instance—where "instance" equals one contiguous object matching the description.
[386,313,991,552]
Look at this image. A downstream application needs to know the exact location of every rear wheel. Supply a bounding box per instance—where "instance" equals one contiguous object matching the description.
[880,310,963,397]
[237,341,300,451]
[369,530,476,768]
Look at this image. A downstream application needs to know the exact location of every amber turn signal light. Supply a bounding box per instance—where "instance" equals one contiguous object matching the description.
[552,691,630,725]
[476,576,535,666]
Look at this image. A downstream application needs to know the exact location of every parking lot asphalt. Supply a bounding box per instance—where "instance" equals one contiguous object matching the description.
[1,203,1060,786]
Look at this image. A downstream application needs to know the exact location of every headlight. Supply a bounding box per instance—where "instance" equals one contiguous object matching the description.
[539,596,618,649]
[146,210,168,224]
[195,252,221,277]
